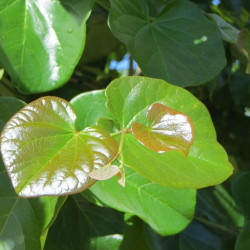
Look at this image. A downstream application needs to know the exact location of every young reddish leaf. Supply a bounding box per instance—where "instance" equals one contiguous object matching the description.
[0,97,119,197]
[88,165,120,180]
[132,103,195,156]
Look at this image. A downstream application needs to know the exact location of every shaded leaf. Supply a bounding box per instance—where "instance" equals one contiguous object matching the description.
[196,186,244,228]
[44,195,124,250]
[238,28,250,74]
[108,0,226,87]
[232,171,250,219]
[106,76,233,189]
[120,216,150,250]
[0,0,94,93]
[179,221,230,250]
[132,103,194,156]
[207,13,240,44]
[0,96,119,197]
[0,96,26,123]
[90,167,196,236]
[235,221,250,250]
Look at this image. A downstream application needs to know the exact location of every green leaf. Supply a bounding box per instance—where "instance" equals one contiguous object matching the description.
[235,221,250,250]
[106,76,233,189]
[0,96,26,123]
[120,216,150,250]
[79,15,121,64]
[0,97,66,250]
[0,0,94,93]
[179,221,230,250]
[44,195,124,250]
[132,103,195,156]
[90,167,196,236]
[0,69,3,80]
[238,28,250,74]
[108,0,226,87]
[207,13,240,44]
[0,172,65,250]
[196,186,244,228]
[70,89,111,131]
[0,96,119,197]
[232,171,250,219]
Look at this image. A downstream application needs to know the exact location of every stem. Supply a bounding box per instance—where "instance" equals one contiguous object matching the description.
[118,129,125,154]
[194,217,239,236]
[111,128,132,137]
[128,55,134,76]
[111,131,122,137]
[95,0,110,11]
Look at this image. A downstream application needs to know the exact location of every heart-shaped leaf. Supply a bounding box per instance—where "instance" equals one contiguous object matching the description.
[0,0,94,93]
[0,97,119,197]
[132,103,194,156]
[0,97,67,249]
[108,0,226,87]
[106,76,233,189]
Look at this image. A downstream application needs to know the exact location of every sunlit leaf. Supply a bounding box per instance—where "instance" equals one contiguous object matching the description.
[90,167,196,236]
[89,164,120,180]
[0,97,67,249]
[106,76,233,189]
[0,0,94,93]
[132,103,194,156]
[70,89,111,131]
[0,97,119,197]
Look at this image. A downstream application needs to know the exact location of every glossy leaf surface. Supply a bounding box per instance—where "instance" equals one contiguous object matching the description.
[0,0,94,93]
[0,97,119,197]
[106,76,233,188]
[108,0,226,87]
[0,97,66,249]
[238,28,250,74]
[90,167,196,236]
[132,103,194,156]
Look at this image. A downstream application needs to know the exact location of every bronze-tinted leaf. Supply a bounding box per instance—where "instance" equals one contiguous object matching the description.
[0,97,119,197]
[132,103,195,156]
